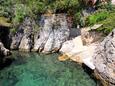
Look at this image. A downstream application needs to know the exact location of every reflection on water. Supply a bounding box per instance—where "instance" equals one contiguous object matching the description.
[0,52,98,86]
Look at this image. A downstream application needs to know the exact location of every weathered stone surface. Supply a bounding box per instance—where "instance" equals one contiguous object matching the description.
[19,17,34,51]
[60,35,97,69]
[10,27,24,50]
[81,30,103,45]
[33,14,70,53]
[93,29,115,86]
[11,17,35,51]
[0,42,11,56]
[81,25,103,45]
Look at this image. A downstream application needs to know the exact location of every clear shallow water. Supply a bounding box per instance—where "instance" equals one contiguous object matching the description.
[0,52,98,86]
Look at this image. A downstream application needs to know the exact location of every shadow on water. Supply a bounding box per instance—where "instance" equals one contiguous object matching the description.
[82,64,102,86]
[0,56,15,70]
[0,57,14,70]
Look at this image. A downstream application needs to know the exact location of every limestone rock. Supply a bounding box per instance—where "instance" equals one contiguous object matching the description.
[60,35,97,69]
[93,29,115,86]
[11,17,35,51]
[10,27,24,49]
[0,42,11,56]
[33,14,69,53]
[81,26,103,45]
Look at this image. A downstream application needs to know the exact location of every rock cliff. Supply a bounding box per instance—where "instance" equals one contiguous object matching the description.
[33,14,69,53]
[10,14,70,53]
[93,29,115,86]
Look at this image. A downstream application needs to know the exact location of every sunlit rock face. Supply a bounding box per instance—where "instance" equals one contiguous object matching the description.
[33,14,69,53]
[93,29,115,86]
[10,17,35,51]
[59,35,96,70]
[59,26,104,70]
[10,14,69,53]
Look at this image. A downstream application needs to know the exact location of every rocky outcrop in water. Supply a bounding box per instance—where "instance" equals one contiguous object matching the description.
[33,14,70,53]
[59,26,103,69]
[93,29,115,86]
[10,17,35,51]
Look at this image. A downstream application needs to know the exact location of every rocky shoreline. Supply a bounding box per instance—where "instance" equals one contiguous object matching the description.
[0,14,115,86]
[59,28,115,86]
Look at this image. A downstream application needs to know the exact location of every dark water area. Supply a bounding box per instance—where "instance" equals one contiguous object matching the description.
[0,52,99,86]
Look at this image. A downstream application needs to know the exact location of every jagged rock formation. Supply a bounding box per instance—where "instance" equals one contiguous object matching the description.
[10,17,35,51]
[33,14,70,53]
[93,29,115,86]
[10,14,69,53]
[59,35,97,69]
[59,25,103,69]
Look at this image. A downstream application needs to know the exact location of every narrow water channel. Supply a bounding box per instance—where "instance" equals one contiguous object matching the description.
[0,52,98,86]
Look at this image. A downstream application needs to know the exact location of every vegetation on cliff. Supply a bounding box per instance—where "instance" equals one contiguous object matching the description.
[0,0,115,34]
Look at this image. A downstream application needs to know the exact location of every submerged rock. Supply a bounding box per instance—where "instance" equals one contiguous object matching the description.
[93,29,115,86]
[33,14,70,53]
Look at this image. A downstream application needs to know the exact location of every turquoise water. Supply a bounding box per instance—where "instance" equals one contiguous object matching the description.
[0,52,98,86]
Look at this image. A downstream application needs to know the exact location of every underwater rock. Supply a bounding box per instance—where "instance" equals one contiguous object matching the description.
[93,29,115,86]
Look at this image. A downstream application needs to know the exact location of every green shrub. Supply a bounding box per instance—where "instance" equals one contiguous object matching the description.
[86,10,109,25]
[97,12,115,34]
[13,4,29,25]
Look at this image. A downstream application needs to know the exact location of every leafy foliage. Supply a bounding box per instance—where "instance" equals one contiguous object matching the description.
[97,12,115,34]
[86,10,109,25]
[1,0,115,35]
[0,0,79,26]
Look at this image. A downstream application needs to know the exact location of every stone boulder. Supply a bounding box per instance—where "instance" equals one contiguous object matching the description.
[93,29,115,86]
[0,42,11,56]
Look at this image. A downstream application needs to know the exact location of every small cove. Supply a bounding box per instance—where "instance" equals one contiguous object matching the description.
[0,52,99,86]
